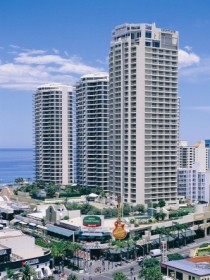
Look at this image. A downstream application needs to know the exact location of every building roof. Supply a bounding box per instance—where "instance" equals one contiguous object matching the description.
[47,225,73,237]
[163,259,210,276]
[81,72,109,80]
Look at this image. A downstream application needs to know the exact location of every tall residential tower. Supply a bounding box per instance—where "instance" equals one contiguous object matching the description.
[34,84,74,185]
[109,23,179,204]
[76,73,109,191]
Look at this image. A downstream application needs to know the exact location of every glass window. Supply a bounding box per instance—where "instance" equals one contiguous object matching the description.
[152,41,160,48]
[145,41,151,46]
[145,31,152,38]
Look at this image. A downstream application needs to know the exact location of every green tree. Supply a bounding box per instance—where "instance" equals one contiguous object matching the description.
[113,272,129,280]
[199,243,210,248]
[140,265,163,280]
[20,264,37,280]
[46,184,58,198]
[67,274,79,280]
[50,241,67,259]
[158,199,166,208]
[41,218,46,226]
[15,177,24,185]
[167,253,184,261]
[123,203,131,216]
[173,223,187,247]
[159,212,166,221]
[154,212,161,221]
[6,268,20,280]
[143,258,159,268]
[133,204,145,213]
[63,215,70,220]
[154,211,166,221]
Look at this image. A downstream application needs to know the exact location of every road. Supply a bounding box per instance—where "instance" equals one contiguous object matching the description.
[64,260,140,280]
[54,235,210,279]
[167,235,210,258]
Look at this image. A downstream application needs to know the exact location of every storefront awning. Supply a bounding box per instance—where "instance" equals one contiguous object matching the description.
[185,230,196,237]
[47,225,73,237]
[82,232,103,236]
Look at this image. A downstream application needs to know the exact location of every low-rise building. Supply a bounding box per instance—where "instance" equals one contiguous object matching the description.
[0,228,52,279]
[162,256,210,280]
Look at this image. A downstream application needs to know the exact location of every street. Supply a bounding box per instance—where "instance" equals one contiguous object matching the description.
[64,260,139,280]
[54,235,210,280]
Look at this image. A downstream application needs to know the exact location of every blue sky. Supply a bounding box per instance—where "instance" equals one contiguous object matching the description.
[0,0,210,148]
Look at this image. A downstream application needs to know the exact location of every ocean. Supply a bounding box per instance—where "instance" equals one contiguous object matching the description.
[0,148,34,185]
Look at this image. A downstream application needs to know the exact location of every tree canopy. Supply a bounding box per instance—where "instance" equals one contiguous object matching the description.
[113,272,129,280]
[139,265,163,280]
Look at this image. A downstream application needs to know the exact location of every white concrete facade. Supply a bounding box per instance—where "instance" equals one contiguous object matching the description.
[179,140,210,172]
[34,83,74,185]
[178,167,210,203]
[76,73,109,190]
[179,141,195,169]
[109,23,179,204]
[178,140,210,202]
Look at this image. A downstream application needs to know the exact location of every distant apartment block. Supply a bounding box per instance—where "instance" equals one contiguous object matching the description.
[76,73,109,191]
[178,167,210,203]
[178,140,210,202]
[109,23,179,204]
[34,84,74,185]
[179,141,195,169]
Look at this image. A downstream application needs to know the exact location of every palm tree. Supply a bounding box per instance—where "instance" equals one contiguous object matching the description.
[155,227,166,247]
[173,223,188,247]
[20,264,37,280]
[126,238,136,259]
[67,242,82,267]
[6,268,20,280]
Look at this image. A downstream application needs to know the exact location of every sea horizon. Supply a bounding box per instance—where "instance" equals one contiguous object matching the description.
[0,148,34,185]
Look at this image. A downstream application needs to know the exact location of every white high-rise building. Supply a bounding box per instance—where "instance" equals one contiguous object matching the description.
[178,167,210,203]
[178,140,210,201]
[179,140,210,172]
[109,23,179,204]
[34,84,74,185]
[76,73,109,191]
[179,141,195,169]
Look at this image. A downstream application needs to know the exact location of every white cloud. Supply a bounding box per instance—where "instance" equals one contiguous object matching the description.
[64,51,69,57]
[52,48,59,54]
[179,49,200,68]
[184,46,192,52]
[96,56,109,66]
[0,47,102,91]
[10,44,21,49]
[179,55,210,81]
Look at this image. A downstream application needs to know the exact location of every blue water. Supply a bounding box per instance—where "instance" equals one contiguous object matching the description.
[0,148,34,184]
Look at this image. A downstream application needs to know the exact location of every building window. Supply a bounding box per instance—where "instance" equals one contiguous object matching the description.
[137,32,141,38]
[145,42,151,46]
[152,41,160,48]
[145,31,152,38]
